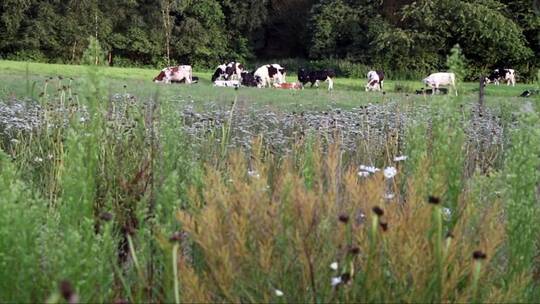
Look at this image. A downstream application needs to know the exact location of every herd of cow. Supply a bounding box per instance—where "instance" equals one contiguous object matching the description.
[152,62,518,96]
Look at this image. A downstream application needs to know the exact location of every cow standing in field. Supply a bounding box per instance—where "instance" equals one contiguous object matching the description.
[254,64,286,88]
[486,68,516,86]
[297,68,335,91]
[211,62,245,82]
[154,65,193,84]
[423,72,457,96]
[365,70,385,91]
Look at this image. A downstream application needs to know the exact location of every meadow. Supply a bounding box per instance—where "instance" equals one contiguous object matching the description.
[0,60,539,303]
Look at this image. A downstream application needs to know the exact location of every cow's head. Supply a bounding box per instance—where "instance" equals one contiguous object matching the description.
[153,70,166,83]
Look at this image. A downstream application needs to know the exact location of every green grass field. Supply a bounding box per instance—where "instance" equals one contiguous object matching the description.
[0,60,535,110]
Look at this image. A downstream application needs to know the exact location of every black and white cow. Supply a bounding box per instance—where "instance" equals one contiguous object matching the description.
[240,71,262,87]
[154,65,193,84]
[254,64,286,87]
[365,70,385,91]
[297,68,335,91]
[486,68,516,86]
[211,62,245,82]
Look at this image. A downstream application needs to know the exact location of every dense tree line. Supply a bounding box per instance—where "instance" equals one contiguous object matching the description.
[0,0,538,78]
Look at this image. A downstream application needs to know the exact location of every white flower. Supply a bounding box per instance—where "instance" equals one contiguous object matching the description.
[34,157,43,163]
[359,165,380,173]
[79,117,87,123]
[274,289,284,297]
[442,207,452,221]
[383,166,397,179]
[10,138,19,144]
[358,171,370,177]
[247,170,260,179]
[330,262,339,271]
[331,276,342,287]
[384,193,395,200]
[393,155,408,162]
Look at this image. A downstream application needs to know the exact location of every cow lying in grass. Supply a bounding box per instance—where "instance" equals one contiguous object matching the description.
[154,65,193,84]
[211,62,244,82]
[415,88,449,95]
[255,64,286,88]
[297,68,335,91]
[273,82,303,90]
[213,80,240,88]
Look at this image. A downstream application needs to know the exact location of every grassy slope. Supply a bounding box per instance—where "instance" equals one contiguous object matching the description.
[0,60,535,109]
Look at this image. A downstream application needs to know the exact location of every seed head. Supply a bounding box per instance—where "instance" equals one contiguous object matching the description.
[372,206,384,216]
[338,213,350,224]
[473,250,487,260]
[379,221,388,232]
[340,272,351,284]
[169,231,184,242]
[428,196,440,205]
[348,246,360,255]
[59,280,74,300]
[99,212,113,222]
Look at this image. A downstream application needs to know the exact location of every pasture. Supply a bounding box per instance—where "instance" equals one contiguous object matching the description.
[0,60,539,303]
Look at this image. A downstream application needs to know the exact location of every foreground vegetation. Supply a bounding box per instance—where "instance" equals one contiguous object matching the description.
[0,62,539,302]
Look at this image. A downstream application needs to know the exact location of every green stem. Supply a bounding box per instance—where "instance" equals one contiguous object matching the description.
[172,244,180,304]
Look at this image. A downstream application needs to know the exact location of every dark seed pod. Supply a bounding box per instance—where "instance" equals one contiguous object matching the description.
[446,231,454,239]
[379,221,388,231]
[340,272,351,284]
[372,206,384,216]
[428,196,440,205]
[99,212,113,222]
[338,213,350,224]
[59,280,74,300]
[473,250,487,260]
[169,231,183,242]
[348,246,360,255]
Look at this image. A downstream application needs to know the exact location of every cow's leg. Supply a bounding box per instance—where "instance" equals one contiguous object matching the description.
[326,77,333,91]
[432,84,437,95]
[315,80,320,87]
[380,80,384,91]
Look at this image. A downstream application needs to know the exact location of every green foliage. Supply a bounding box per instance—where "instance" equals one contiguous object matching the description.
[82,36,105,66]
[446,44,468,82]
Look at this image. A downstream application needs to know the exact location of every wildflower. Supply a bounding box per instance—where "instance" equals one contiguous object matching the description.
[383,166,397,179]
[169,231,184,242]
[358,171,371,177]
[359,165,380,174]
[393,155,408,162]
[331,276,342,287]
[442,207,452,220]
[79,117,87,123]
[428,196,441,205]
[10,138,19,144]
[248,170,260,179]
[384,193,395,200]
[34,157,43,163]
[274,289,284,297]
[330,262,339,271]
